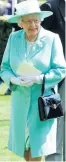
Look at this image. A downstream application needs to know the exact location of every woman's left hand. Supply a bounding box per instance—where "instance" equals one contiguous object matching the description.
[21,74,44,84]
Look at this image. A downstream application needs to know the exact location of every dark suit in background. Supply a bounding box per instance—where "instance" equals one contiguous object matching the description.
[40,0,65,54]
[40,0,65,161]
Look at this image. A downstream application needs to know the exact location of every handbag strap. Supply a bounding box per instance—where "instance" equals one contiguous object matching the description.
[41,75,55,95]
[41,75,45,95]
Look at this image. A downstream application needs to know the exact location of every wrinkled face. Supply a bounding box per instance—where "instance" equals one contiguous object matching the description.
[19,14,41,40]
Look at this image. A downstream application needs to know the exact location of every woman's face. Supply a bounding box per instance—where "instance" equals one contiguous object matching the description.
[19,14,41,41]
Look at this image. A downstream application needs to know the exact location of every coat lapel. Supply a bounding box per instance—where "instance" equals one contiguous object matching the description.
[26,27,47,60]
[16,30,26,61]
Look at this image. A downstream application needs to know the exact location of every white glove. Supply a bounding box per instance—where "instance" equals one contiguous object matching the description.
[25,80,33,87]
[21,74,44,84]
[34,75,44,84]
[10,76,33,87]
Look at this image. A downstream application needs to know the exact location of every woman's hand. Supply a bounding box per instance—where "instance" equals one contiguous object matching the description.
[10,74,44,87]
[21,74,44,84]
[10,76,34,87]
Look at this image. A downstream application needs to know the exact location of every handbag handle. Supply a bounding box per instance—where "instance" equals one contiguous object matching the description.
[41,75,45,95]
[41,75,55,95]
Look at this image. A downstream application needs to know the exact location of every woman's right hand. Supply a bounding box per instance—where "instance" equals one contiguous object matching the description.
[10,76,33,87]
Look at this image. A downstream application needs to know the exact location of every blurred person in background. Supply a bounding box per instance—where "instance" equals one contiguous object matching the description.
[0,0,20,94]
[0,0,11,94]
[40,0,65,54]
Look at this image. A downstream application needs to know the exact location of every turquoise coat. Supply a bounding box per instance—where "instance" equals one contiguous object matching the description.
[0,27,66,158]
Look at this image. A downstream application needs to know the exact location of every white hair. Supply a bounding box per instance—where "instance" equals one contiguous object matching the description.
[18,16,23,28]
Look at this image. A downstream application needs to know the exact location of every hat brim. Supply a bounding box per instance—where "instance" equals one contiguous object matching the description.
[7,11,53,23]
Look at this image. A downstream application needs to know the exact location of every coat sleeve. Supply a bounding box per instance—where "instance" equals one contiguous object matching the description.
[45,34,66,90]
[0,33,17,91]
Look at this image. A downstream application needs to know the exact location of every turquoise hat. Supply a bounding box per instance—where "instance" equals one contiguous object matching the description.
[8,0,53,23]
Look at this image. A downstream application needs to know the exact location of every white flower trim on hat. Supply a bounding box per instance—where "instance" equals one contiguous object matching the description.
[7,0,53,23]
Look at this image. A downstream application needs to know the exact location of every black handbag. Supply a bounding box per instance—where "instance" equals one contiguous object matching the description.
[38,76,64,121]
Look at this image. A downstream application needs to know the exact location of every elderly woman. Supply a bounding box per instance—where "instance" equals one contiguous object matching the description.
[0,0,66,161]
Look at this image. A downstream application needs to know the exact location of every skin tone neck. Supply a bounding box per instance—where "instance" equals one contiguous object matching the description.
[19,14,41,41]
